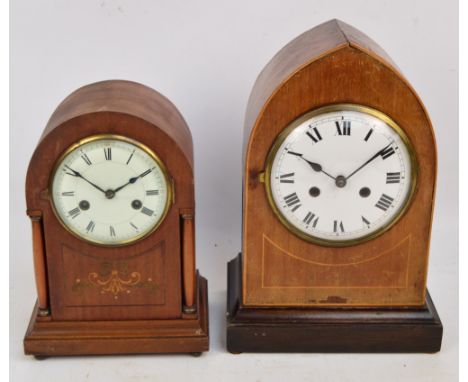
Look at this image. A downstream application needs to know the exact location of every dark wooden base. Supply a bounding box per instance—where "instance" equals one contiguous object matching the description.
[24,274,209,357]
[227,254,442,353]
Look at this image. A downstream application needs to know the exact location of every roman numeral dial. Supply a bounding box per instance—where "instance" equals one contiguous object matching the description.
[51,137,171,246]
[268,107,415,244]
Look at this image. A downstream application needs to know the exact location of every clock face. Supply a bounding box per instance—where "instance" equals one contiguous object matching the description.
[266,105,417,246]
[51,135,171,246]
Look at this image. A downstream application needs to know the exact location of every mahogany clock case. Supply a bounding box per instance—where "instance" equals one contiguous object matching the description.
[24,80,209,356]
[227,20,442,353]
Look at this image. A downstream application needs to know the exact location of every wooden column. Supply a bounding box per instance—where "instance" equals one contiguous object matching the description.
[29,214,49,316]
[181,213,196,313]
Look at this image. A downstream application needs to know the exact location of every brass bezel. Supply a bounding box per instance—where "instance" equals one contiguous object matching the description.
[264,103,419,247]
[49,134,173,247]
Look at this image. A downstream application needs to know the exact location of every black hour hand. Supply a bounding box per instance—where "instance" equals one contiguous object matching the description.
[304,159,323,173]
[113,168,154,193]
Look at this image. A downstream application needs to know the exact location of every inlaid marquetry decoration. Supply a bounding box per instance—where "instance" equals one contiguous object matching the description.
[71,261,159,299]
[24,80,208,357]
[88,269,141,297]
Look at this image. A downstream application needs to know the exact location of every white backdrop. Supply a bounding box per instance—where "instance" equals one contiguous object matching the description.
[10,1,458,381]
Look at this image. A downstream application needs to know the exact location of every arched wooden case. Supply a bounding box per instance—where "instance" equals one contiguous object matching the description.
[227,20,442,353]
[24,80,209,356]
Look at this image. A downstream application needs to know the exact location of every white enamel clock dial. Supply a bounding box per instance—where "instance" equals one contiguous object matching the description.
[51,135,171,246]
[266,105,416,246]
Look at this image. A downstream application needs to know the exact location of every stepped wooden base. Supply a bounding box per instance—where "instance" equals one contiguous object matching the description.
[24,274,209,357]
[227,254,442,353]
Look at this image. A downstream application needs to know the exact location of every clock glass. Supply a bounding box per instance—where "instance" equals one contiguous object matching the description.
[51,135,171,246]
[265,104,417,246]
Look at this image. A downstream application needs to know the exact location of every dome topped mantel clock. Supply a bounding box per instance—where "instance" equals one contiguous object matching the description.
[24,80,209,357]
[227,20,443,353]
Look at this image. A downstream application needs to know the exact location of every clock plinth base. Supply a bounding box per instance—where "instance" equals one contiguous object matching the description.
[24,274,209,357]
[227,254,442,353]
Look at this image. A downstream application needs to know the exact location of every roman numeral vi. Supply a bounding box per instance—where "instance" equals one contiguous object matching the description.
[333,220,345,233]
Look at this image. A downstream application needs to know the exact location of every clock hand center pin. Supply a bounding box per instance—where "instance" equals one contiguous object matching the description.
[105,189,116,199]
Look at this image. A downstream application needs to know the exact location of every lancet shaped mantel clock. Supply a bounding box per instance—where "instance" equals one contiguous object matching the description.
[227,20,442,353]
[24,80,209,357]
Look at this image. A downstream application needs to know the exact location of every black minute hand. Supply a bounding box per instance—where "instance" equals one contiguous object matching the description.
[64,165,106,194]
[345,143,392,180]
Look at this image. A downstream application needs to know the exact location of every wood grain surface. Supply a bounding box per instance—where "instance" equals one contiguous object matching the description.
[25,274,209,356]
[30,214,49,314]
[241,20,437,307]
[24,80,208,355]
[227,255,442,353]
[182,212,196,311]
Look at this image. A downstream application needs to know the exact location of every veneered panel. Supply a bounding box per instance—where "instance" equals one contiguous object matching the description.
[242,20,436,307]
